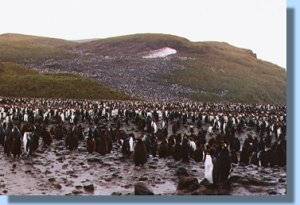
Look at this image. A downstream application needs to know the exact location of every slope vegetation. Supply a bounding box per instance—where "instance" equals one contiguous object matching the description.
[0,62,130,100]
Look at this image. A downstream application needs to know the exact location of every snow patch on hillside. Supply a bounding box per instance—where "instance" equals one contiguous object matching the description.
[143,47,177,59]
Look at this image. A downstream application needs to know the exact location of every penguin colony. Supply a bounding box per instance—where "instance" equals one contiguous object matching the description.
[0,97,286,186]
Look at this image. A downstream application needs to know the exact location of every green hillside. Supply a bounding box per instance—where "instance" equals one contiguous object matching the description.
[0,33,76,63]
[0,62,131,100]
[0,33,287,104]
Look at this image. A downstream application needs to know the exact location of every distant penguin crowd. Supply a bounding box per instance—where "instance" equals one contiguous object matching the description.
[0,97,286,186]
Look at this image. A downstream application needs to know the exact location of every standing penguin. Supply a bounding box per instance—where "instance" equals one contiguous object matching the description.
[158,138,169,158]
[167,135,175,156]
[181,137,190,162]
[193,141,204,162]
[239,134,253,165]
[173,134,182,161]
[204,148,214,184]
[213,144,231,186]
[133,137,148,166]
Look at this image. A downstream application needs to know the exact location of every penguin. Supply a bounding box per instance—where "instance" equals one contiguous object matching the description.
[167,135,175,156]
[260,146,271,167]
[105,131,113,154]
[181,137,190,162]
[204,150,214,184]
[239,135,253,165]
[86,136,95,153]
[95,132,107,155]
[250,152,259,166]
[121,136,133,157]
[213,144,231,186]
[173,134,182,161]
[133,138,148,166]
[193,141,204,162]
[158,138,169,158]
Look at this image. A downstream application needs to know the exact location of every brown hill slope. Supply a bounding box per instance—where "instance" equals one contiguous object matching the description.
[0,33,287,104]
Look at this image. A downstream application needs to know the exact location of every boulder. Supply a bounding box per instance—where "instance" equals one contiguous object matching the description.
[87,157,102,163]
[72,190,83,195]
[139,177,148,181]
[53,183,62,190]
[83,184,95,192]
[175,167,189,177]
[111,192,122,196]
[191,186,216,195]
[177,177,199,192]
[134,182,154,195]
[48,177,56,182]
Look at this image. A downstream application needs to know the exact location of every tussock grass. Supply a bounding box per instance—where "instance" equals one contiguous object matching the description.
[0,62,131,100]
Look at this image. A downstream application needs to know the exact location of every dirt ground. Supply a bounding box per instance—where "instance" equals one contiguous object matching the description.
[0,135,286,196]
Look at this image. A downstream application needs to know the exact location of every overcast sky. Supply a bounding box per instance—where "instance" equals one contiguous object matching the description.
[0,0,286,68]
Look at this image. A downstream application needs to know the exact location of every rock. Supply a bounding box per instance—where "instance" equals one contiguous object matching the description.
[134,182,154,195]
[149,165,157,169]
[62,164,68,169]
[3,190,8,194]
[102,162,112,167]
[45,170,52,175]
[111,172,119,178]
[268,189,278,195]
[25,170,32,174]
[166,162,176,168]
[111,192,122,196]
[228,175,240,183]
[56,156,65,162]
[65,180,74,187]
[83,184,95,192]
[108,167,116,172]
[139,177,148,181]
[199,178,213,187]
[191,186,216,195]
[124,184,132,189]
[278,178,286,183]
[12,164,16,169]
[87,157,102,163]
[104,178,112,182]
[24,161,33,165]
[66,170,75,175]
[48,177,56,182]
[78,147,86,152]
[75,185,83,189]
[177,177,199,192]
[72,190,83,195]
[175,167,189,177]
[54,183,62,189]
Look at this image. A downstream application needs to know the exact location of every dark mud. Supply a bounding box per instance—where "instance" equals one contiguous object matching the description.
[0,139,286,196]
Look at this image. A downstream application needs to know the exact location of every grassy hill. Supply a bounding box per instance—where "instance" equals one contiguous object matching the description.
[162,42,287,104]
[78,34,287,104]
[0,62,131,100]
[77,33,204,57]
[0,33,287,104]
[0,33,76,63]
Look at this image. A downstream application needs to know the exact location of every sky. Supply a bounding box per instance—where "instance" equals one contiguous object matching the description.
[0,0,286,68]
